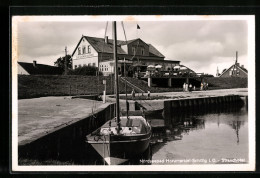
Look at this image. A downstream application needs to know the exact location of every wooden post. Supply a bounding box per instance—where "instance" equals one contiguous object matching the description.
[148,77,152,87]
[168,78,172,87]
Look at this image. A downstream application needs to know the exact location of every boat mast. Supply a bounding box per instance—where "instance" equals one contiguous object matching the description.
[113,21,121,134]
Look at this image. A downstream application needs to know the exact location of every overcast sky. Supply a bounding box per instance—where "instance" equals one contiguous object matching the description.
[16,18,249,75]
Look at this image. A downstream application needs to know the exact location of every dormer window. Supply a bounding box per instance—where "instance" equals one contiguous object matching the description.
[88,45,91,53]
[141,47,144,55]
[82,46,86,54]
[78,47,81,55]
[132,47,136,54]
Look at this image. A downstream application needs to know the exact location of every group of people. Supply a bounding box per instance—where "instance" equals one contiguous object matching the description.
[183,83,195,92]
[183,82,209,92]
[200,82,209,91]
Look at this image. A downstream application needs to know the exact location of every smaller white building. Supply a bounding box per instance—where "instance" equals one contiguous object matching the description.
[71,37,99,69]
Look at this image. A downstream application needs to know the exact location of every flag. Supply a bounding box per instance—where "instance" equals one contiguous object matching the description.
[137,24,140,29]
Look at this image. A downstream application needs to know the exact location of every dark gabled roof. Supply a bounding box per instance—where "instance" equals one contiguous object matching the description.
[71,36,165,58]
[219,63,248,77]
[148,44,165,58]
[117,39,137,46]
[18,62,64,75]
[85,36,127,54]
[238,65,248,73]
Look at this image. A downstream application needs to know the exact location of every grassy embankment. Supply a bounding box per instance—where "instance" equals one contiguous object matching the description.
[18,75,247,99]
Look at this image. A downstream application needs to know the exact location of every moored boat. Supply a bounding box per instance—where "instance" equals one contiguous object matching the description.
[86,116,151,165]
[86,21,152,165]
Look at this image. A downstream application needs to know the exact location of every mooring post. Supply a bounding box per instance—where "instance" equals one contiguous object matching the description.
[168,78,172,87]
[148,77,152,87]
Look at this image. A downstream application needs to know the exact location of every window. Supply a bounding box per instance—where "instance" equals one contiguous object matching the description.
[229,70,232,76]
[132,47,136,54]
[93,63,96,67]
[79,64,82,67]
[78,47,81,55]
[88,63,91,66]
[141,48,144,55]
[82,46,86,54]
[88,45,91,53]
[75,65,77,68]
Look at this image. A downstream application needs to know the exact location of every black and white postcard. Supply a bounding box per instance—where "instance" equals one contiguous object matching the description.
[11,15,255,171]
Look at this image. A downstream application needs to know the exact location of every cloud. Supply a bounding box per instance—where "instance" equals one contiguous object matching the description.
[16,19,249,75]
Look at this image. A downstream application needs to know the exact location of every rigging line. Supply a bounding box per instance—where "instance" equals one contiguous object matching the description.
[121,21,129,118]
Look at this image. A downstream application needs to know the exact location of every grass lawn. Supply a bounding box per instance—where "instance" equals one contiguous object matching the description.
[18,75,247,99]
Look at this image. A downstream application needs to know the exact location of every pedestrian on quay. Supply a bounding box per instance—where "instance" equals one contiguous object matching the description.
[131,88,135,99]
[206,83,209,90]
[203,82,207,90]
[183,83,186,92]
[185,83,189,92]
[189,83,192,92]
[200,82,204,91]
[147,90,151,99]
[193,86,196,91]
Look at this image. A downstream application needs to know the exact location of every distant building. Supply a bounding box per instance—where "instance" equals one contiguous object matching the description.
[18,61,63,75]
[216,66,220,77]
[219,63,247,78]
[219,52,248,78]
[71,36,184,76]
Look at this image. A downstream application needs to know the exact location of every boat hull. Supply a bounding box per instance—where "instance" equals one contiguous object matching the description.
[87,133,151,165]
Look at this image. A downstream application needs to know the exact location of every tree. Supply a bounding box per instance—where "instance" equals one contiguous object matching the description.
[54,55,72,70]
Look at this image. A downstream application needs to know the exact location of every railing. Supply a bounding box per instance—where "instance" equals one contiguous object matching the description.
[142,71,199,78]
[120,77,145,93]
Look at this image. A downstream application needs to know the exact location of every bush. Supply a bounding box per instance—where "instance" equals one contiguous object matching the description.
[68,66,103,76]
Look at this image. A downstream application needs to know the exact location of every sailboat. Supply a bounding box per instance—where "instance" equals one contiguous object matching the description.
[86,21,152,165]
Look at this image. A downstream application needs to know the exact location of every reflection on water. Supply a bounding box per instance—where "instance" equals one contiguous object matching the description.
[146,102,248,165]
[82,102,248,165]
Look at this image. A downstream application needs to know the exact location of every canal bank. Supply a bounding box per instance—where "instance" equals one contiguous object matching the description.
[17,88,248,164]
[107,88,248,111]
[18,97,115,161]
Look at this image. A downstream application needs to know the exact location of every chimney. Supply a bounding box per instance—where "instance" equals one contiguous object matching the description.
[105,36,108,44]
[241,65,244,68]
[33,60,37,67]
[236,63,240,67]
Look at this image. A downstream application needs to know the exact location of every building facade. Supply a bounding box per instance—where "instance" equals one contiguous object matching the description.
[219,63,248,78]
[71,36,182,76]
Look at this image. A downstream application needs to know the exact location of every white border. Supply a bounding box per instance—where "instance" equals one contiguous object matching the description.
[12,15,255,172]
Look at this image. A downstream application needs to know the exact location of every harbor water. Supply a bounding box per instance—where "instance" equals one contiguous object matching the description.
[146,102,248,165]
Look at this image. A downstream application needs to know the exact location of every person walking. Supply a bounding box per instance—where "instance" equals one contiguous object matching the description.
[147,90,151,99]
[185,83,188,92]
[189,83,192,92]
[131,89,135,99]
[200,82,203,91]
[183,83,186,92]
[193,86,196,91]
